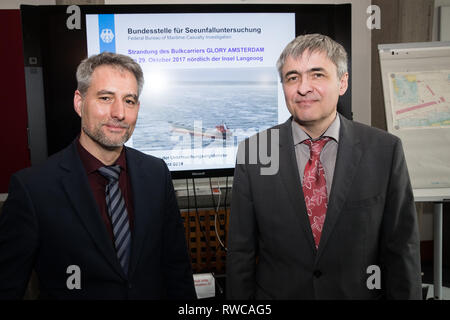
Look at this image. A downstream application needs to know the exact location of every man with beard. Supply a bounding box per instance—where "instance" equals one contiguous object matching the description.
[0,52,196,300]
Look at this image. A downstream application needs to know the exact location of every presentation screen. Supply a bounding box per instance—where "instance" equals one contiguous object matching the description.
[85,12,295,174]
[20,3,351,178]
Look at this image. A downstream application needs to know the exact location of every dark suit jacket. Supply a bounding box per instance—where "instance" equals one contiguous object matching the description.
[226,114,422,300]
[0,141,196,299]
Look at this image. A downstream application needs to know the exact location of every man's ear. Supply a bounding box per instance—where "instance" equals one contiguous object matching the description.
[73,90,83,117]
[339,72,349,96]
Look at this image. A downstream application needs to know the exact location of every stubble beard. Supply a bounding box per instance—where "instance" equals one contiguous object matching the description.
[82,122,132,151]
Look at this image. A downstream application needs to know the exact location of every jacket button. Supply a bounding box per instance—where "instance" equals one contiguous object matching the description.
[313,270,322,278]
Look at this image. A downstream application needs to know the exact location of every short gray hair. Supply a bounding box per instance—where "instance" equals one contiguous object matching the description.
[276,33,348,81]
[76,51,144,97]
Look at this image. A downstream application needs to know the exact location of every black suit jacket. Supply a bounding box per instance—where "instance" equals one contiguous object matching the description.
[226,114,422,299]
[0,141,196,299]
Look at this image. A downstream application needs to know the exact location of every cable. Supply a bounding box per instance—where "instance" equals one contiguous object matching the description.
[216,178,221,213]
[210,177,226,250]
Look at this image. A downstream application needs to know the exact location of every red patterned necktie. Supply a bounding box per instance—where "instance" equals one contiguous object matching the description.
[302,137,331,249]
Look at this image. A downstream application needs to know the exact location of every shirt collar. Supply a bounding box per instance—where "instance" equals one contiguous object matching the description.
[291,113,341,145]
[77,136,127,174]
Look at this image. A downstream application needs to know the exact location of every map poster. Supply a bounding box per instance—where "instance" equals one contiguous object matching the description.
[388,70,450,130]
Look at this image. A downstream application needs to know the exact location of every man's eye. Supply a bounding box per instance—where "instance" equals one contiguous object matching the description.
[286,75,298,82]
[125,99,136,105]
[99,96,111,101]
[313,73,324,78]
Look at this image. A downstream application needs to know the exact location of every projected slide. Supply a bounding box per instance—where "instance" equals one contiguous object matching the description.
[86,13,295,172]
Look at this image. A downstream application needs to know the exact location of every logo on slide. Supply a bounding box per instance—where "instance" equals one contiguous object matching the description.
[100,28,115,43]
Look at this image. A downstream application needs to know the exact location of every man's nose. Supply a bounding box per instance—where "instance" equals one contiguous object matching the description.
[297,77,313,96]
[110,99,125,120]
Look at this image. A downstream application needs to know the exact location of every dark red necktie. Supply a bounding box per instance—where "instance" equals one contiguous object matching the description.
[302,137,331,249]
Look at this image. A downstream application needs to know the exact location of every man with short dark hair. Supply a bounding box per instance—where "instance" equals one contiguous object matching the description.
[0,52,196,300]
[226,34,422,299]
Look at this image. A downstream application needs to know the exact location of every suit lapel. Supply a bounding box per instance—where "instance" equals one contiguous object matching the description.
[59,142,125,278]
[278,119,317,252]
[316,115,362,261]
